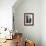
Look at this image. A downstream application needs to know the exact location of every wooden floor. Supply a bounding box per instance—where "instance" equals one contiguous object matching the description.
[0,39,16,46]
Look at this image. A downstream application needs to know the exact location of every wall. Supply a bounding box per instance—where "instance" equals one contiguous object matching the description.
[0,0,16,30]
[41,0,46,46]
[13,0,41,46]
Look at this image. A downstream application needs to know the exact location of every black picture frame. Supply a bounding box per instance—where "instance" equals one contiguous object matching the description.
[24,13,34,26]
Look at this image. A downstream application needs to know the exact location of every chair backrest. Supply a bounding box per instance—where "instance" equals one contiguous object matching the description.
[14,33,23,46]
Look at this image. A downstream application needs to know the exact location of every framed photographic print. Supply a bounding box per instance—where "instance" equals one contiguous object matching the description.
[24,13,34,26]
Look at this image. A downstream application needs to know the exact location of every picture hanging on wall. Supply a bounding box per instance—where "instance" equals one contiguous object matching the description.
[24,13,34,26]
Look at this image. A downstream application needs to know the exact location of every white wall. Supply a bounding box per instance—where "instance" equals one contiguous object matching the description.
[13,0,41,46]
[0,0,16,30]
[41,0,46,46]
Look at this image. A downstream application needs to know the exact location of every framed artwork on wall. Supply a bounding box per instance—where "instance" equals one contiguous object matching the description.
[24,13,34,26]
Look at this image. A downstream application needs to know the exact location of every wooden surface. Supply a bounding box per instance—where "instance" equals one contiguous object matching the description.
[0,33,23,46]
[0,39,16,46]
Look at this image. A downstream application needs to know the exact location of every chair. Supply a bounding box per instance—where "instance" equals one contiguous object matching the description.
[13,33,23,46]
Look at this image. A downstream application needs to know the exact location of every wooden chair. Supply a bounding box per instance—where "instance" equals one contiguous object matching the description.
[13,33,23,46]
